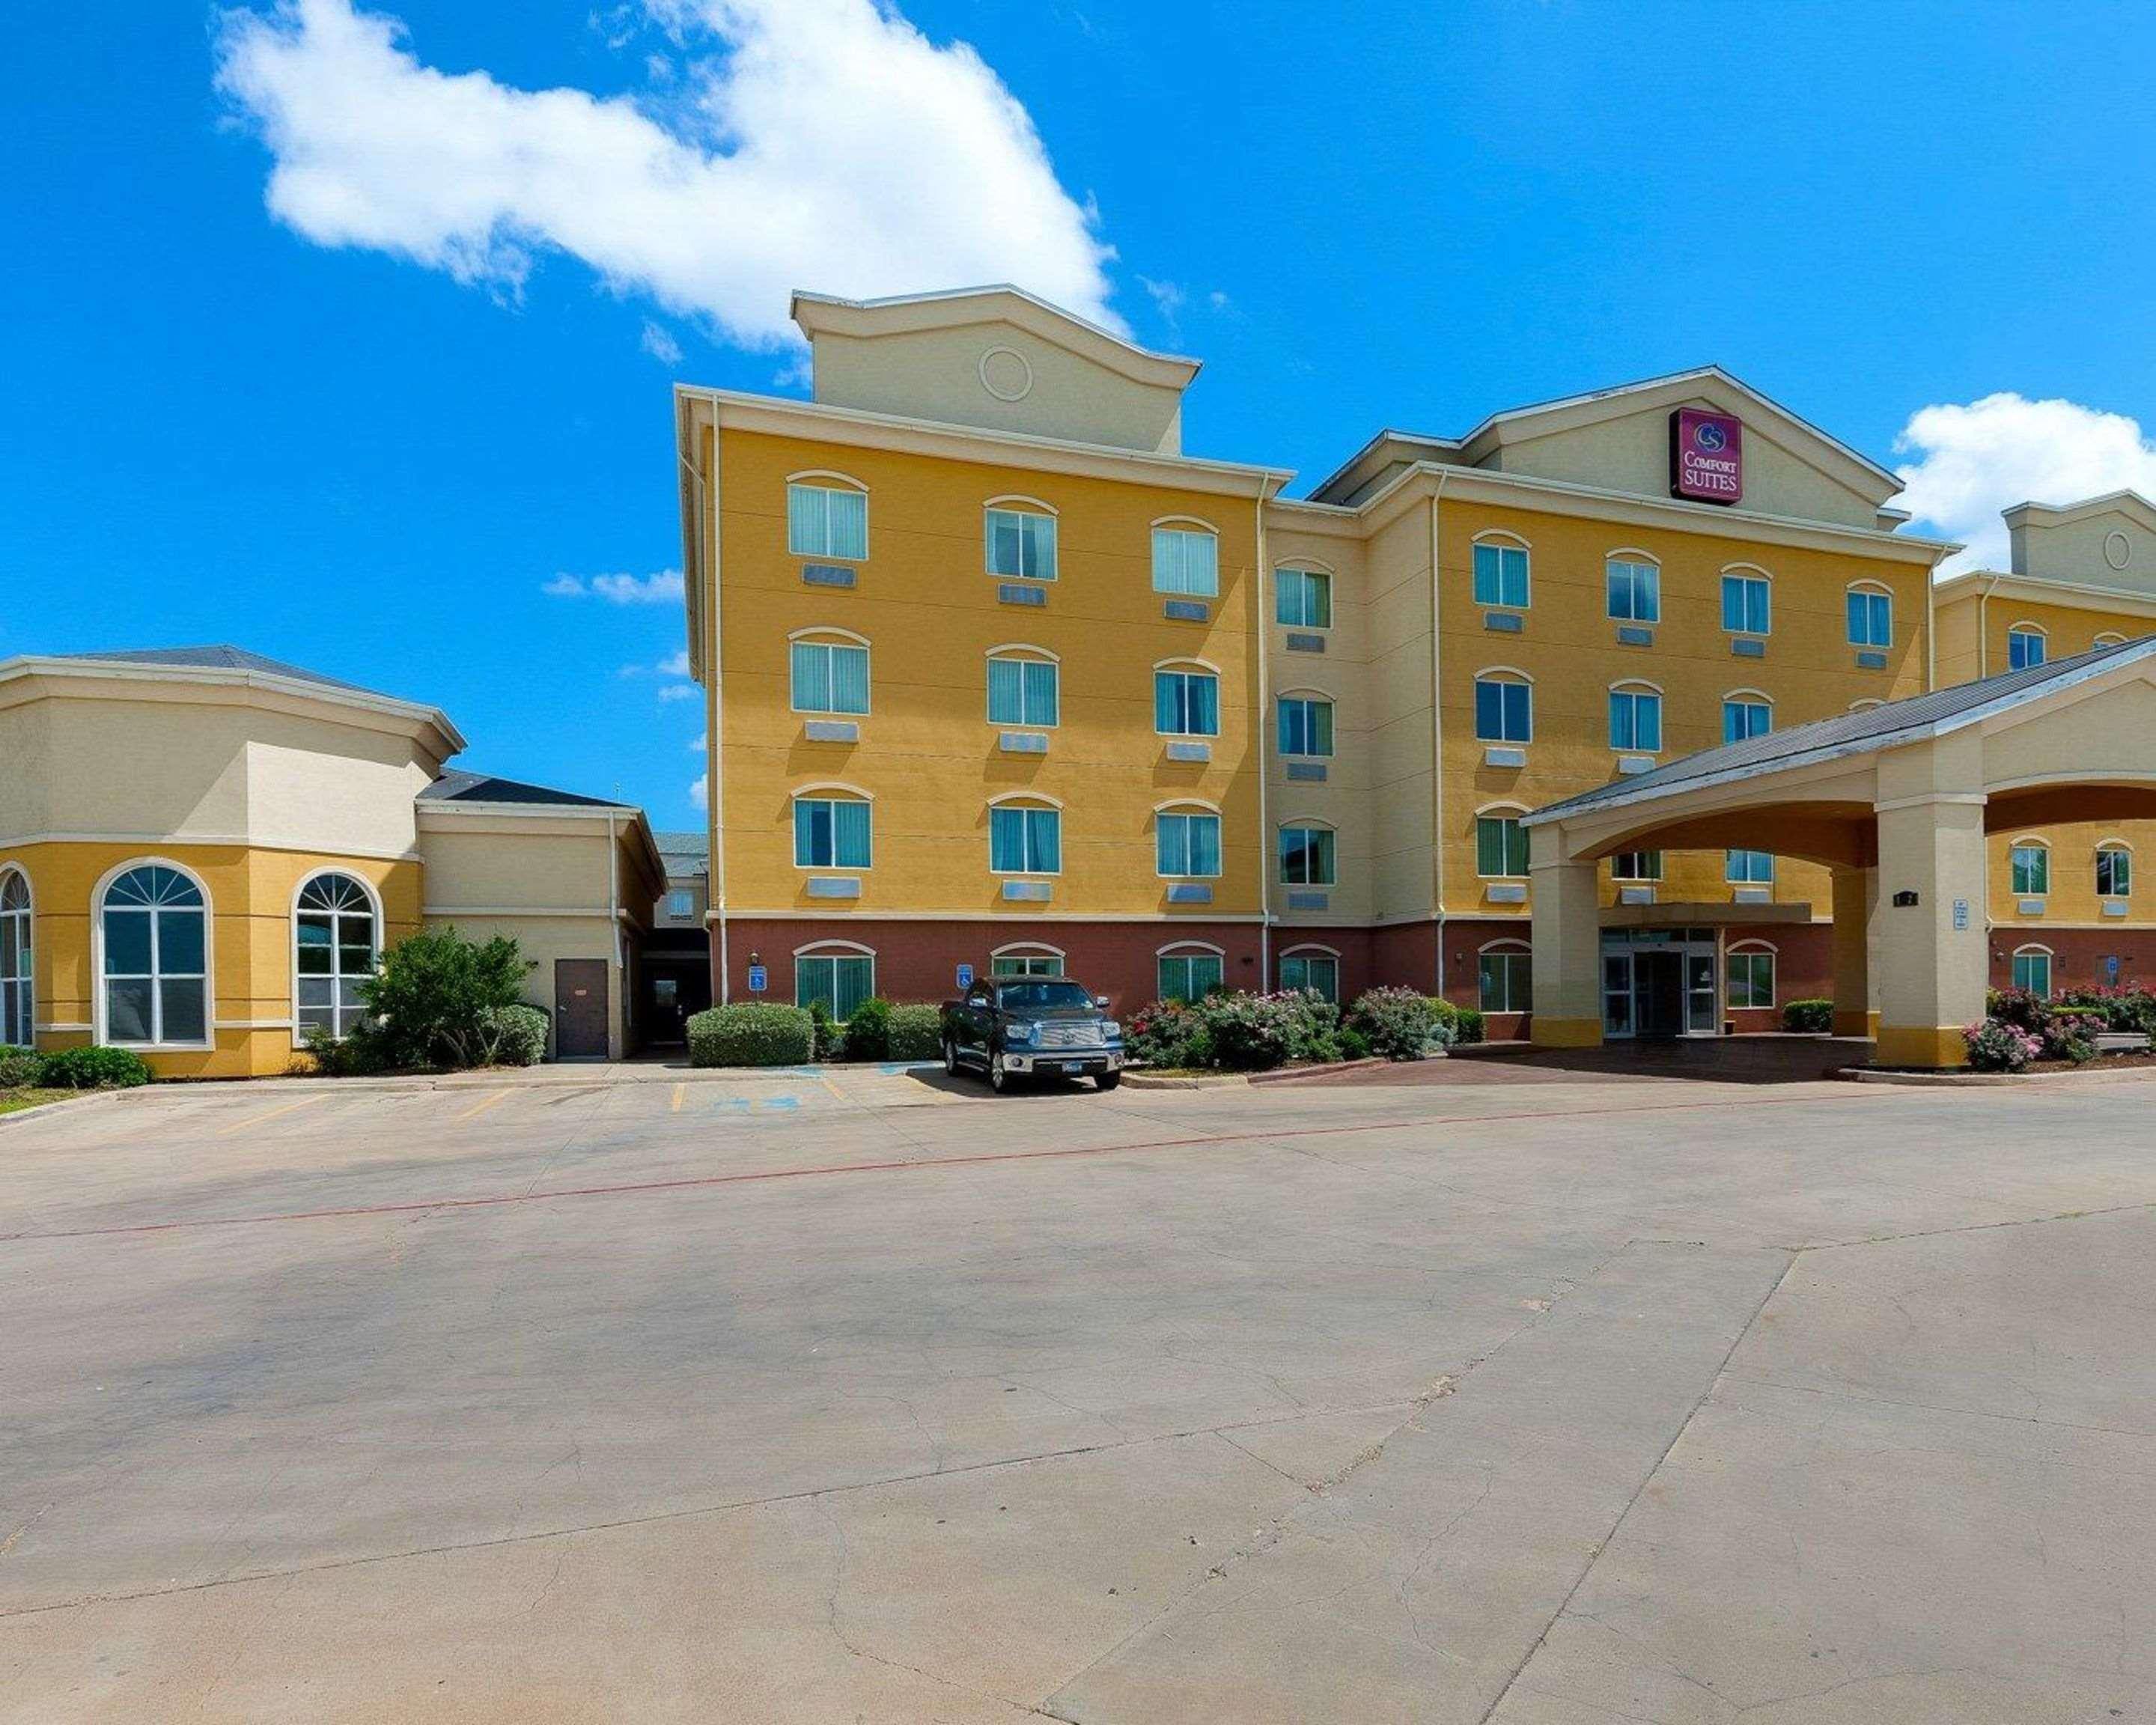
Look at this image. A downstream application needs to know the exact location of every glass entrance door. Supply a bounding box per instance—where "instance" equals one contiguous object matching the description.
[1686,952,1719,1035]
[1601,930,1721,1040]
[1602,952,1633,1038]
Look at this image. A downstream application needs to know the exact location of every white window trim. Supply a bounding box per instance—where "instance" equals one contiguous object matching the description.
[1473,666,1535,745]
[288,868,385,1050]
[1471,529,1532,610]
[783,470,871,562]
[2095,631,2128,648]
[2009,835,2050,896]
[0,862,32,1048]
[983,497,1059,581]
[91,856,216,1052]
[1274,560,1337,631]
[1607,679,1666,755]
[1473,802,1532,880]
[2007,622,2049,666]
[1720,563,1774,636]
[1153,803,1225,880]
[1150,516,1222,597]
[985,646,1062,729]
[1153,658,1223,738]
[990,941,1067,962]
[1604,548,1663,623]
[1157,940,1227,958]
[2010,943,2055,993]
[1609,851,1665,883]
[790,784,875,872]
[1726,940,1778,1009]
[986,795,1065,877]
[1476,938,1533,1014]
[1278,944,1342,997]
[1276,687,1337,758]
[792,944,876,1017]
[786,629,873,717]
[1277,819,1339,887]
[2096,837,2134,897]
[1845,579,1895,648]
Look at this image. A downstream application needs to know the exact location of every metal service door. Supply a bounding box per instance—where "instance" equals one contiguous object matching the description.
[554,959,609,1061]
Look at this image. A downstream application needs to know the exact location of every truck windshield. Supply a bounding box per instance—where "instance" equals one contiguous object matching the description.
[997,982,1094,1011]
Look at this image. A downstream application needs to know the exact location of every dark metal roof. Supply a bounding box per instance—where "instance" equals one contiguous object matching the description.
[651,829,710,868]
[1529,635,2156,825]
[419,770,622,809]
[52,645,398,701]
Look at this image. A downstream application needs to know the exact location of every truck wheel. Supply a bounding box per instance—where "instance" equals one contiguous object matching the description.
[943,1038,959,1077]
[990,1050,1014,1093]
[1094,1072,1121,1092]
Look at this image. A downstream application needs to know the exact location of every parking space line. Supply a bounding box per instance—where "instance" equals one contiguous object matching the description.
[454,1089,514,1124]
[216,1095,328,1137]
[671,1084,686,1114]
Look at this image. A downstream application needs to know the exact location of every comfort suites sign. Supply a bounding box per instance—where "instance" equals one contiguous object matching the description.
[1669,408,1744,505]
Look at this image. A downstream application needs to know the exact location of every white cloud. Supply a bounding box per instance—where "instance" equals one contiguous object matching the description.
[546,569,685,603]
[1891,392,2156,576]
[657,683,698,702]
[214,0,1120,349]
[639,319,683,366]
[1139,276,1184,319]
[618,647,693,678]
[689,772,707,811]
[688,731,707,751]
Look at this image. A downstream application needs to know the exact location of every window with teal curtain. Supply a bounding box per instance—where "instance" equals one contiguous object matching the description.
[1723,698,1771,743]
[1157,812,1222,876]
[1478,949,1532,1013]
[1279,953,1339,1001]
[1472,541,1529,608]
[1608,688,1662,752]
[1726,849,1775,883]
[793,797,871,868]
[786,482,868,560]
[1720,574,1770,634]
[1476,816,1529,877]
[1846,588,1892,648]
[2010,844,2049,895]
[984,508,1057,579]
[1278,826,1336,886]
[990,806,1062,873]
[2011,950,2051,995]
[1154,669,1219,735]
[1157,952,1224,1003]
[797,953,874,1020]
[790,641,869,714]
[1151,528,1219,596]
[1276,697,1334,757]
[987,657,1058,726]
[2009,627,2046,670]
[1276,568,1333,628]
[1606,559,1660,622]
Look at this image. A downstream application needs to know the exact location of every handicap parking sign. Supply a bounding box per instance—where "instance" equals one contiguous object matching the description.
[956,964,974,990]
[747,964,767,994]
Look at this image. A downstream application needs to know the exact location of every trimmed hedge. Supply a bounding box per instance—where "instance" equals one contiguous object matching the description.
[1428,1000,1485,1045]
[35,1045,153,1090]
[688,1003,814,1067]
[1349,988,1439,1061]
[839,997,892,1061]
[1782,999,1834,1034]
[886,1003,943,1062]
[0,1044,38,1088]
[484,1004,549,1067]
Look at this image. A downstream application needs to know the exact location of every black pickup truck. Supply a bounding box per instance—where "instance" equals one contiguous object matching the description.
[940,976,1126,1092]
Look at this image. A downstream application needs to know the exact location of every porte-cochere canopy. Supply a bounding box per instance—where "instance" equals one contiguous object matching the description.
[1523,637,2156,1067]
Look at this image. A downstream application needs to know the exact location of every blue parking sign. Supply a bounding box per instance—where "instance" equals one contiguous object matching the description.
[746,964,767,994]
[956,964,974,991]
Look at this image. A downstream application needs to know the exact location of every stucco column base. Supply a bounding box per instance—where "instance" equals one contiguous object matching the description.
[1529,839,1603,1052]
[1534,1016,1604,1049]
[1875,1025,1969,1068]
[1833,1008,1881,1039]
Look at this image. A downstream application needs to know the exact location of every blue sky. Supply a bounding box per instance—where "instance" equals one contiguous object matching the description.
[8,1,2156,827]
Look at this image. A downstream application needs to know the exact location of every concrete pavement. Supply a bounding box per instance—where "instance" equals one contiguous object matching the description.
[2,1068,2153,1721]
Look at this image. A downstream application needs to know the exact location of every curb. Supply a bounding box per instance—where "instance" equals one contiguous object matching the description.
[1119,1071,1249,1090]
[1837,1063,2156,1089]
[117,1062,947,1098]
[0,1088,131,1130]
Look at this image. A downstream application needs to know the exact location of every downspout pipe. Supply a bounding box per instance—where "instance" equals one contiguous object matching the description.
[1427,470,1449,1001]
[1255,478,1273,989]
[680,420,728,1005]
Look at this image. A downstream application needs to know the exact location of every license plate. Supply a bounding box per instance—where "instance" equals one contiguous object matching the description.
[1061,1061,1087,1074]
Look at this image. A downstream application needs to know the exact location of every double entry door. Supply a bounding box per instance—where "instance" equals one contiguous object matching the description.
[1601,932,1718,1039]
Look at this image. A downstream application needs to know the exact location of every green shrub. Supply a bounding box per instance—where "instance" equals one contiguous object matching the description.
[806,1000,839,1060]
[36,1045,153,1090]
[359,929,535,1071]
[0,1044,38,1088]
[1191,991,1316,1071]
[481,1004,549,1067]
[886,1003,943,1062]
[1453,1006,1485,1044]
[688,1003,814,1067]
[1782,999,1834,1034]
[838,997,892,1062]
[299,1024,387,1077]
[1348,988,1437,1061]
[2060,985,2156,1036]
[1962,1017,2039,1073]
[1127,1000,1211,1069]
[1337,1025,1373,1061]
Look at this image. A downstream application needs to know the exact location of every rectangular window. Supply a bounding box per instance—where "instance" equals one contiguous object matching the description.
[2012,950,2052,996]
[1154,669,1220,736]
[1721,574,1770,635]
[1157,952,1224,1003]
[1606,559,1661,623]
[2009,629,2046,670]
[1727,950,1776,1009]
[2010,845,2049,895]
[1278,826,1336,886]
[987,657,1059,728]
[1608,689,1663,752]
[2098,849,2133,897]
[1474,678,1532,743]
[792,797,872,869]
[1276,696,1335,757]
[665,889,693,918]
[1476,815,1529,877]
[1276,567,1333,629]
[1279,953,1339,1002]
[1610,851,1663,881]
[797,952,874,1020]
[984,508,1057,580]
[1479,949,1532,1014]
[1156,812,1222,877]
[1726,849,1775,884]
[1472,541,1530,609]
[1152,527,1219,596]
[990,953,1064,977]
[989,806,1062,874]
[1846,588,1892,648]
[786,482,868,561]
[1723,699,1771,744]
[789,640,871,714]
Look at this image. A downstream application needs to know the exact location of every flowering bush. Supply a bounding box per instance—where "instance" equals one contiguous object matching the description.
[1348,988,1442,1061]
[1987,987,2098,1062]
[1127,1000,1211,1069]
[2061,985,2156,1037]
[1962,1018,2041,1073]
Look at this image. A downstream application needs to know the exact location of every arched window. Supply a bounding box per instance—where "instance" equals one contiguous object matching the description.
[792,786,874,870]
[788,627,871,716]
[2011,944,2053,997]
[1155,802,1222,877]
[0,867,31,1047]
[1154,659,1221,737]
[1720,564,1772,636]
[1476,803,1531,877]
[2009,837,2050,897]
[97,862,209,1048]
[2097,841,2134,899]
[1608,680,1664,753]
[1472,531,1531,609]
[986,646,1059,728]
[294,872,380,1044]
[990,943,1065,978]
[1723,690,1773,743]
[1276,689,1336,757]
[1151,517,1219,597]
[1848,698,1884,713]
[785,471,868,561]
[1474,668,1533,743]
[1605,550,1660,624]
[2095,631,2129,649]
[1276,563,1333,630]
[795,942,875,1020]
[1279,945,1339,1003]
[1845,582,1893,648]
[2007,624,2047,671]
[988,795,1063,875]
[1726,941,1776,1009]
[984,496,1058,581]
[1156,943,1225,1003]
[1278,821,1336,886]
[1478,940,1532,1013]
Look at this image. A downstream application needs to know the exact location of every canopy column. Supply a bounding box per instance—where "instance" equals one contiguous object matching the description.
[1829,865,1879,1039]
[1529,828,1602,1049]
[1873,767,1990,1068]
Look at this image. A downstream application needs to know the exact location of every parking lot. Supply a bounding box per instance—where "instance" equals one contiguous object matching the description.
[4,1064,2155,1722]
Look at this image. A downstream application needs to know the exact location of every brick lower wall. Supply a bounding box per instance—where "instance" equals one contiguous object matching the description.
[1988,926,2152,994]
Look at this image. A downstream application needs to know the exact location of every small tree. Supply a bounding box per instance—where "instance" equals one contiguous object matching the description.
[358,929,535,1070]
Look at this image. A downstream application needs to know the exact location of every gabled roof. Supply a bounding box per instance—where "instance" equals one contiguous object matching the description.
[50,644,395,699]
[418,770,625,810]
[1526,636,2156,827]
[2002,489,2156,533]
[791,285,1200,390]
[652,829,710,869]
